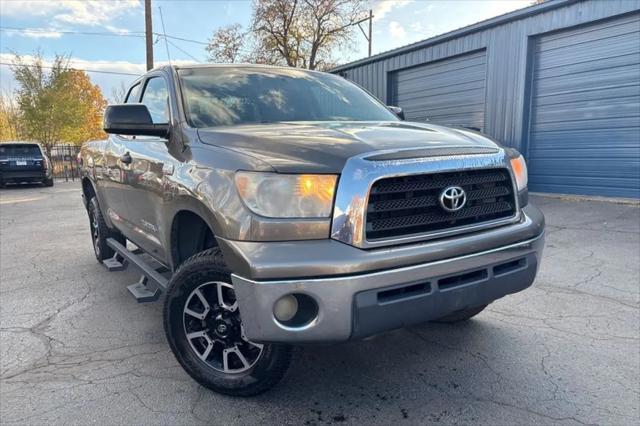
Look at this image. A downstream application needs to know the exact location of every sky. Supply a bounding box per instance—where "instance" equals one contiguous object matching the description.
[0,0,533,101]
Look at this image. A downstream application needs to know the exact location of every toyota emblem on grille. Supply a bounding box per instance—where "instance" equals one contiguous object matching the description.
[439,186,467,212]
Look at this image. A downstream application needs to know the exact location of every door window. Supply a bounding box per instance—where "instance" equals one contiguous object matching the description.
[140,77,169,124]
[124,82,141,103]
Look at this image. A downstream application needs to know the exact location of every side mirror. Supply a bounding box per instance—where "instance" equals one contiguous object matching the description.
[388,105,405,120]
[104,104,169,138]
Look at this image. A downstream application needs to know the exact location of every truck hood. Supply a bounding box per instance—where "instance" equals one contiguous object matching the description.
[197,121,500,173]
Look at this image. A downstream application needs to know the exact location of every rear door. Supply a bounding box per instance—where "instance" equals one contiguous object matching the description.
[119,74,176,261]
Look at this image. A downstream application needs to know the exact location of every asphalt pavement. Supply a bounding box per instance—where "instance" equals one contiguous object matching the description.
[1,182,638,425]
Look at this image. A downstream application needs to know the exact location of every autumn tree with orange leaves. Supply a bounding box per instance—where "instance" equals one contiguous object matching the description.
[8,52,107,151]
[56,69,107,144]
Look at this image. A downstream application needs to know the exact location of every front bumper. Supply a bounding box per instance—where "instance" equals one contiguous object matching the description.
[225,204,545,343]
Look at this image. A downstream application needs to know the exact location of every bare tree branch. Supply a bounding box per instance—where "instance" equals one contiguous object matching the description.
[205,0,366,70]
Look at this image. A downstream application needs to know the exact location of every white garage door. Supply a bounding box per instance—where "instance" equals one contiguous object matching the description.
[528,13,640,198]
[390,50,487,130]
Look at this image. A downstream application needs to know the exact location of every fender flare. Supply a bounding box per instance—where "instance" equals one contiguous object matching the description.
[163,195,224,270]
[80,175,98,207]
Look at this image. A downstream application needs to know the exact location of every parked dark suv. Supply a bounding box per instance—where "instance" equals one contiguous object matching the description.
[81,64,544,396]
[0,142,53,187]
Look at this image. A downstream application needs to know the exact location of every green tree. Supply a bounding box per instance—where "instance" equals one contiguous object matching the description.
[10,52,107,152]
[0,94,23,141]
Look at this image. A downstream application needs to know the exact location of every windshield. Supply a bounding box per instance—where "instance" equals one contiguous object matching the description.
[178,67,398,127]
[0,144,41,158]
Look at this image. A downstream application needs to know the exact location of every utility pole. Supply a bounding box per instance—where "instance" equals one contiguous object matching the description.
[145,0,154,70]
[368,9,372,57]
[356,10,374,57]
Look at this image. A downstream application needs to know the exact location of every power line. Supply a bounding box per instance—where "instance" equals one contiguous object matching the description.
[158,33,256,56]
[0,26,146,37]
[156,33,208,46]
[0,25,210,45]
[157,6,171,64]
[165,39,201,63]
[1,25,217,61]
[0,62,140,76]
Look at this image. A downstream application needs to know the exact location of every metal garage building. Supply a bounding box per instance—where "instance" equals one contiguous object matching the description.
[333,0,640,198]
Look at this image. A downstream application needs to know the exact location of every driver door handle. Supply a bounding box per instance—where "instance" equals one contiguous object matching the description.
[120,152,132,164]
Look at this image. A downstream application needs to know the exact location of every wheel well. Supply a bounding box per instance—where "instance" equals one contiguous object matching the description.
[82,178,96,201]
[171,210,217,268]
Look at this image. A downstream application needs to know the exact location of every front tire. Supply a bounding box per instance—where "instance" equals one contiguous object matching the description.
[164,248,292,396]
[87,197,124,263]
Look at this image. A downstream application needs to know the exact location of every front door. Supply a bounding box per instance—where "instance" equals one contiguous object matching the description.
[97,81,143,233]
[119,75,176,262]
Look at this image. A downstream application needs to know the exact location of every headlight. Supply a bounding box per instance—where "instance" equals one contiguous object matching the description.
[235,172,338,218]
[509,154,528,191]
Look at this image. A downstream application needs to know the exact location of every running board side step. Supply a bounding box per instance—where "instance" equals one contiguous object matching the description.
[106,238,169,303]
[128,276,161,303]
[103,254,126,271]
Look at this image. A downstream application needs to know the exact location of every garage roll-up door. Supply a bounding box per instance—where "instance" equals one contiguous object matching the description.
[528,13,640,198]
[390,50,486,130]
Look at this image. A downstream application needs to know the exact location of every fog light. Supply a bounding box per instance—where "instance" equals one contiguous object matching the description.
[274,295,299,322]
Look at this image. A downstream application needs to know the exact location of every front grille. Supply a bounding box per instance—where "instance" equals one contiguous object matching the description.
[366,168,516,240]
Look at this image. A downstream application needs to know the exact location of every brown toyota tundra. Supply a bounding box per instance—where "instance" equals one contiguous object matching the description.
[80,64,544,396]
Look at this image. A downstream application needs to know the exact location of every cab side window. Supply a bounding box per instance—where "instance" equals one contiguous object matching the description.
[124,82,141,103]
[140,77,169,124]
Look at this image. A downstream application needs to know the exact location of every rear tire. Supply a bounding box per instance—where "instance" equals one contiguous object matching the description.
[43,178,54,187]
[87,197,125,263]
[433,304,488,323]
[164,248,292,396]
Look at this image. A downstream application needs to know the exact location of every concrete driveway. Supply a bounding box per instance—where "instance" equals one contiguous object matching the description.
[1,183,638,425]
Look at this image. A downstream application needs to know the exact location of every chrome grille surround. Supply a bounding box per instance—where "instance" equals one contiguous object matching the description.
[330,147,520,249]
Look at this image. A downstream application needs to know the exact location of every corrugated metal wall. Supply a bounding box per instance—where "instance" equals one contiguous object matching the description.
[527,13,640,198]
[389,50,487,129]
[334,0,640,197]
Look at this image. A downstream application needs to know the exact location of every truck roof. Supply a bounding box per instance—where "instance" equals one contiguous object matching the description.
[150,63,328,76]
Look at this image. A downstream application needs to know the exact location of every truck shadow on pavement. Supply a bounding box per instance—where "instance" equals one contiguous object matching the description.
[192,318,547,424]
[3,192,636,425]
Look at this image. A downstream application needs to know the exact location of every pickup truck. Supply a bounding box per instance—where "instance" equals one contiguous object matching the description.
[80,64,544,396]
